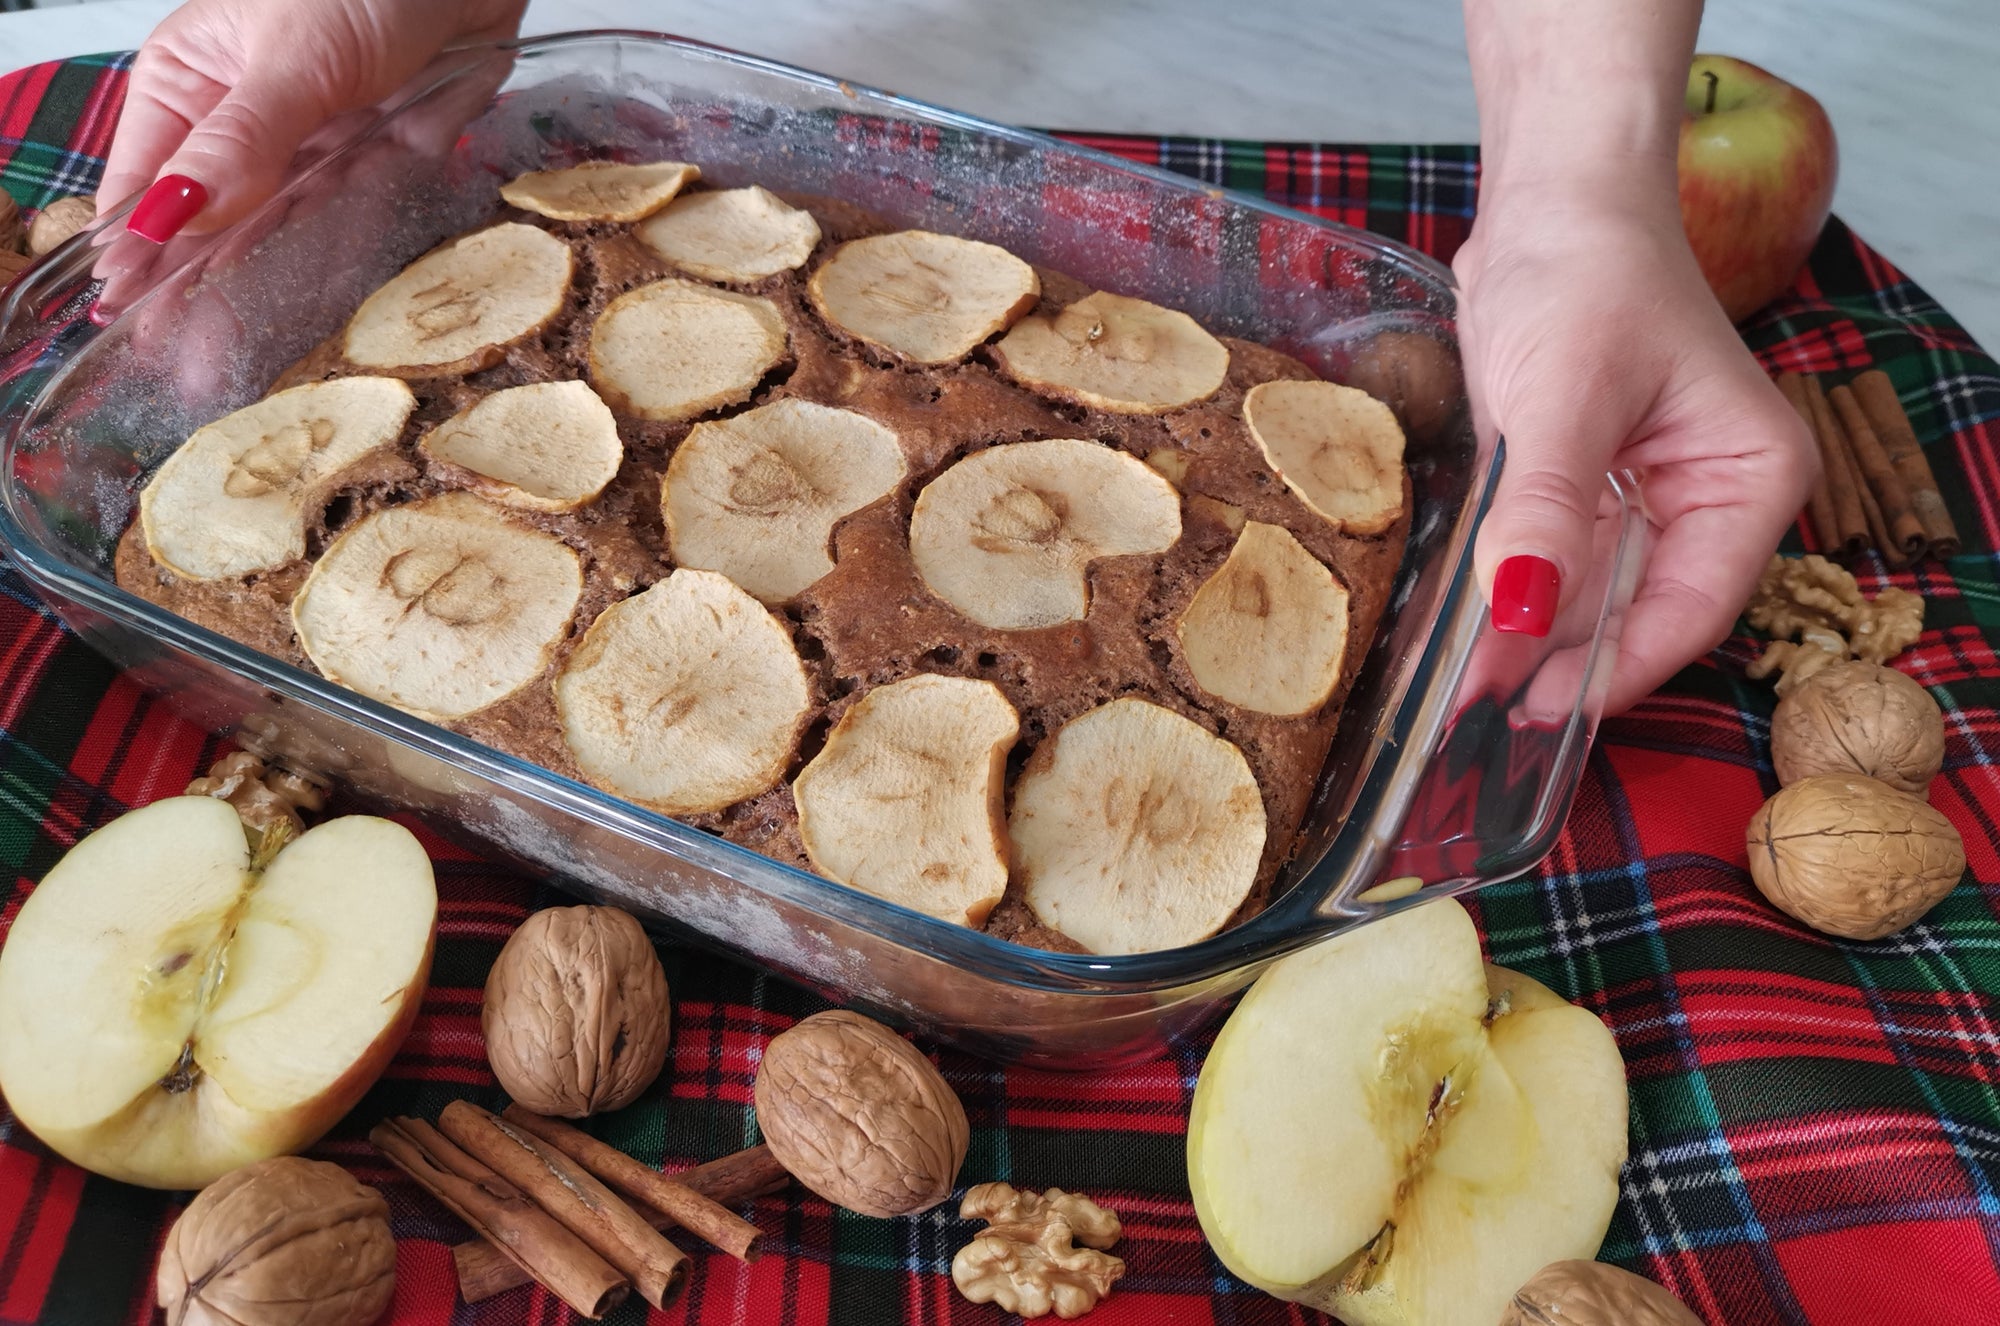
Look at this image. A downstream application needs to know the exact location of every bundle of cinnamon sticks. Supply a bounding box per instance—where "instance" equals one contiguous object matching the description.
[371,1102,789,1315]
[1778,368,1958,569]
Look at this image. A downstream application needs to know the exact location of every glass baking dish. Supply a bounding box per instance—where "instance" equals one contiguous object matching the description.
[0,31,1641,1067]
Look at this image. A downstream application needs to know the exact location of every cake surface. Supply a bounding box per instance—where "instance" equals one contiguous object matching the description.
[115,167,1413,955]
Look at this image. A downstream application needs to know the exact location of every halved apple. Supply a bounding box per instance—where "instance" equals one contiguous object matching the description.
[1187,898,1629,1326]
[0,798,437,1189]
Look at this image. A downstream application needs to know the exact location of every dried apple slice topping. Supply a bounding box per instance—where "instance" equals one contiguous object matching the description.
[588,278,787,422]
[637,186,821,284]
[663,398,906,604]
[1242,379,1407,534]
[291,493,583,721]
[139,377,416,581]
[994,291,1229,414]
[1178,522,1350,716]
[793,674,1019,927]
[808,230,1039,364]
[499,160,699,222]
[1011,698,1266,955]
[554,569,811,815]
[343,223,573,376]
[418,380,624,513]
[909,439,1181,630]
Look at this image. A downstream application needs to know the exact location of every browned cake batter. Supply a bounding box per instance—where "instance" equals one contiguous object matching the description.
[115,191,1410,953]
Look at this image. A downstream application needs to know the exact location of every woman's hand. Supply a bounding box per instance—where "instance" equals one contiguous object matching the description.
[101,0,526,239]
[1455,182,1815,715]
[1460,0,1816,715]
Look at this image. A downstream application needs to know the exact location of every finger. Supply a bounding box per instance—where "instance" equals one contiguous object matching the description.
[1472,404,1622,640]
[132,70,347,239]
[1602,498,1803,716]
[99,47,226,213]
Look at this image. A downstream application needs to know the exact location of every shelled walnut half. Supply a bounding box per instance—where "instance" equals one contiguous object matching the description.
[1744,554,1923,695]
[951,1182,1125,1320]
[186,751,328,837]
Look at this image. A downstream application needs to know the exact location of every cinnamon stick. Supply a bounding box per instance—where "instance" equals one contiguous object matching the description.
[370,1117,629,1319]
[1831,383,1926,559]
[439,1100,690,1310]
[1776,373,1841,550]
[501,1106,763,1262]
[1790,373,1869,557]
[456,1144,790,1304]
[1852,369,1960,556]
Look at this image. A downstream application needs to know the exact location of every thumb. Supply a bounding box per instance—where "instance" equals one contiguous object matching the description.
[127,73,335,242]
[1472,419,1616,639]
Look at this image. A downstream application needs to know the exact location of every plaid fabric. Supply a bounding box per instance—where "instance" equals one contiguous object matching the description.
[3,54,1999,1326]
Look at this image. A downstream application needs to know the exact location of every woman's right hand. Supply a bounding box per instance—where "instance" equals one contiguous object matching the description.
[101,0,527,239]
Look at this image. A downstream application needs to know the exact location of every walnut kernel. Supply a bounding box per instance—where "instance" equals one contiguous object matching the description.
[952,1182,1125,1319]
[1500,1260,1702,1326]
[753,1009,968,1217]
[1746,630,1846,697]
[1747,774,1965,940]
[1744,555,1923,693]
[482,905,672,1117]
[185,751,327,837]
[1771,661,1944,794]
[156,1156,396,1326]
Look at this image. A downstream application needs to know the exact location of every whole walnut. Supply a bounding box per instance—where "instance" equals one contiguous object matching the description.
[754,1009,969,1217]
[1499,1260,1702,1326]
[483,905,672,1117]
[1771,661,1944,794]
[1747,774,1966,940]
[0,188,22,253]
[26,194,96,256]
[157,1156,395,1326]
[1339,330,1463,441]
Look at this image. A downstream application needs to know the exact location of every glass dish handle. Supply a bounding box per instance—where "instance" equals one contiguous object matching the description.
[1328,467,1646,918]
[0,195,139,407]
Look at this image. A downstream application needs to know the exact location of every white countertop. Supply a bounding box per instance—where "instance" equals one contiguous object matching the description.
[4,0,1997,348]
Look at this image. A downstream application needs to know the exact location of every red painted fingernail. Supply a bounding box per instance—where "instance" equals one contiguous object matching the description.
[1491,555,1560,637]
[127,174,208,243]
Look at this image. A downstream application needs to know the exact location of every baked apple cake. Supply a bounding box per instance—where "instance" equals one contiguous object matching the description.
[116,156,1418,956]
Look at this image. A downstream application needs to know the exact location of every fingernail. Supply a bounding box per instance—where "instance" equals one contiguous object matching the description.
[127,174,208,244]
[1491,555,1560,637]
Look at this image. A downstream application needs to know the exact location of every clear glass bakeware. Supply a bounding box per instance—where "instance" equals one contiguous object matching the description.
[0,31,1642,1066]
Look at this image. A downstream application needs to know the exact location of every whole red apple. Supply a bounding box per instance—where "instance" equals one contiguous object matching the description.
[1678,54,1838,323]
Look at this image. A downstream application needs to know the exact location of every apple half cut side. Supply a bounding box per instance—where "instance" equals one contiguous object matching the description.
[1187,897,1629,1326]
[0,797,437,1190]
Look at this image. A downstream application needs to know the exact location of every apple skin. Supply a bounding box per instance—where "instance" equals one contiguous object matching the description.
[1679,54,1837,323]
[0,801,439,1191]
[22,942,432,1191]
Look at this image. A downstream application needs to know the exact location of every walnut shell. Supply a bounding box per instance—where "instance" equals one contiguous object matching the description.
[1771,661,1944,794]
[1338,330,1461,441]
[0,189,22,254]
[753,1009,969,1217]
[1747,774,1965,940]
[156,1156,396,1326]
[482,905,672,1117]
[1500,1260,1702,1326]
[27,195,95,256]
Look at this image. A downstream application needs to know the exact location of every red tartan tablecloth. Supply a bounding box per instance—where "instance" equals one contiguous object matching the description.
[4,53,2000,1326]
